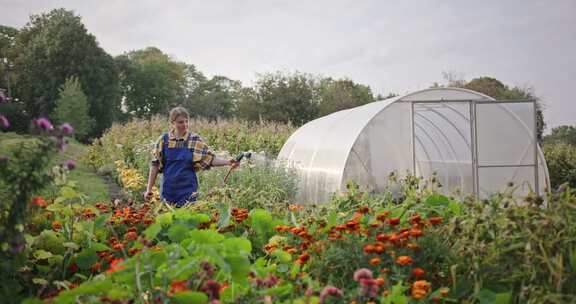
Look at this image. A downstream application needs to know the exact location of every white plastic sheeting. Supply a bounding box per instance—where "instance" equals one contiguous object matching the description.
[277,88,550,204]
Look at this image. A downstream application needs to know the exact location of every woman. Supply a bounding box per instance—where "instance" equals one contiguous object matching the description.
[144,106,238,207]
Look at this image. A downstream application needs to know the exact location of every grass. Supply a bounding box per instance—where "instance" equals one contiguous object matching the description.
[0,132,110,203]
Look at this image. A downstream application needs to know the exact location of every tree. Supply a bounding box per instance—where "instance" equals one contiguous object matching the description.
[53,76,94,141]
[318,78,374,116]
[116,47,186,117]
[185,75,240,121]
[12,8,120,137]
[250,71,320,125]
[544,125,576,146]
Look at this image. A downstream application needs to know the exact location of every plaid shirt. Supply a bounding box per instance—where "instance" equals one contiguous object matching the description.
[150,130,215,172]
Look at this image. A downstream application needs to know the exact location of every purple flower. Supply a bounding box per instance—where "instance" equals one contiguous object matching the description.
[0,115,9,129]
[57,137,69,152]
[59,123,74,135]
[35,118,54,131]
[319,286,343,304]
[353,268,373,282]
[64,159,76,170]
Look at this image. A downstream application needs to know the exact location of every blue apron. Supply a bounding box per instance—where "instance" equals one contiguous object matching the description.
[160,133,198,207]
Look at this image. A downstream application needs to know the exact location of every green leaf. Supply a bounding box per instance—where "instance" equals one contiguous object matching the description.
[250,209,273,237]
[144,222,162,240]
[425,194,450,207]
[226,255,250,283]
[168,224,189,243]
[90,242,110,251]
[60,186,78,200]
[55,279,114,304]
[494,292,511,304]
[272,250,292,263]
[477,289,496,304]
[222,238,252,255]
[63,242,79,251]
[21,298,43,304]
[172,291,208,304]
[188,230,224,245]
[34,250,53,260]
[383,282,409,304]
[75,248,98,270]
[218,204,231,229]
[157,213,173,226]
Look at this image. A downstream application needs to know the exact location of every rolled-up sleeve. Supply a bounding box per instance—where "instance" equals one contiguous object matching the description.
[189,137,215,172]
[151,135,164,172]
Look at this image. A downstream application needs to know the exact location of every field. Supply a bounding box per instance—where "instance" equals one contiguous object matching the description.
[1,118,575,304]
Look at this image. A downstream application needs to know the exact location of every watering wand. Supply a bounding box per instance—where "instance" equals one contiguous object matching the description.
[222,152,251,184]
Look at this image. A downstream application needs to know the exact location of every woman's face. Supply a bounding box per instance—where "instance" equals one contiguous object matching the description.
[172,115,189,135]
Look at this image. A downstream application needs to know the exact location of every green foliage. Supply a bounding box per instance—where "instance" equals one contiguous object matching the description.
[185,75,240,121]
[53,76,94,141]
[318,78,375,116]
[245,71,320,125]
[544,142,576,189]
[544,125,576,146]
[439,189,576,303]
[12,8,120,137]
[115,47,186,117]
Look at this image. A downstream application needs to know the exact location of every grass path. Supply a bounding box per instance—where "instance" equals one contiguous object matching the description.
[0,132,110,203]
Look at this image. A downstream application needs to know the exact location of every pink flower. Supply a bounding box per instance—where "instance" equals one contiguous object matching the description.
[359,278,380,298]
[353,268,373,282]
[319,286,343,304]
[59,123,74,135]
[64,159,76,170]
[0,89,7,103]
[0,115,9,129]
[34,118,54,131]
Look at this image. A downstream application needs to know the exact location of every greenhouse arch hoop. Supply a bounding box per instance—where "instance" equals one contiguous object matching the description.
[277,87,550,204]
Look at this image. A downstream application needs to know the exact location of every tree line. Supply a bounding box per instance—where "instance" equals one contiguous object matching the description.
[0,8,555,143]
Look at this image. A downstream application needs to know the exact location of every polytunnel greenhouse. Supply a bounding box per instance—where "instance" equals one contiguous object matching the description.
[277,88,550,204]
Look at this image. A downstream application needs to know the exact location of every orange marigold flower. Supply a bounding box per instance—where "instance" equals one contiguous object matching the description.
[363,244,375,254]
[429,216,443,225]
[374,244,386,254]
[412,267,425,277]
[369,222,381,228]
[409,214,421,224]
[440,288,450,297]
[411,280,431,300]
[410,228,423,238]
[128,247,140,256]
[51,220,62,230]
[289,204,304,212]
[32,196,48,207]
[297,252,310,264]
[358,205,370,214]
[396,255,414,266]
[291,227,303,234]
[124,231,138,241]
[376,211,390,221]
[407,243,421,251]
[112,242,124,251]
[169,279,189,295]
[369,257,381,266]
[286,247,297,254]
[375,277,386,286]
[90,262,101,273]
[376,233,389,242]
[106,258,125,274]
[388,217,400,226]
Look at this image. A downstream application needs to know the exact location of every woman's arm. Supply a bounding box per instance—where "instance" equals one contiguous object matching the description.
[144,165,160,198]
[211,156,239,168]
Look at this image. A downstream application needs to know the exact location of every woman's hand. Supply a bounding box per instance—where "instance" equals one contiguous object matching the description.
[143,191,154,201]
[229,159,240,169]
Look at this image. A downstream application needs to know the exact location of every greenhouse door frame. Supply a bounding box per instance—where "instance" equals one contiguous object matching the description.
[409,99,539,199]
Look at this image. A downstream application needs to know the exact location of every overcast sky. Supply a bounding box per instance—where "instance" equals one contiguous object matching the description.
[1,0,575,130]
